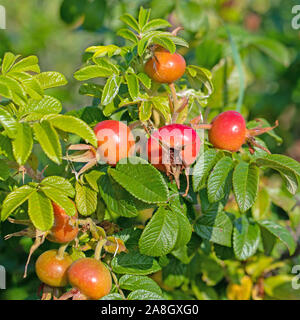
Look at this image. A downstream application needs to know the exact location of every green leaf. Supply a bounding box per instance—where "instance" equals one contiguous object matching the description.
[41,176,75,198]
[41,186,76,216]
[0,133,13,159]
[44,114,97,147]
[100,293,124,300]
[120,13,140,32]
[98,174,139,218]
[137,72,151,89]
[33,121,62,164]
[1,185,36,221]
[186,65,213,95]
[207,156,234,203]
[28,191,54,231]
[111,251,161,275]
[0,159,10,181]
[258,220,296,255]
[139,100,152,121]
[12,122,33,165]
[10,55,40,73]
[109,158,169,203]
[193,149,223,191]
[194,211,233,247]
[0,76,27,107]
[75,181,97,216]
[35,72,67,89]
[101,75,122,106]
[138,7,151,29]
[139,207,178,257]
[127,289,164,300]
[256,154,300,194]
[2,52,17,74]
[233,216,260,260]
[233,162,259,213]
[152,36,176,54]
[0,107,18,138]
[117,28,138,44]
[119,275,162,295]
[74,65,113,81]
[84,170,105,192]
[21,96,62,116]
[252,188,271,221]
[125,73,139,100]
[142,19,171,32]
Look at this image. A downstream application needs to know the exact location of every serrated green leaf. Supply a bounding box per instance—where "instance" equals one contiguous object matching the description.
[111,251,161,275]
[44,114,97,147]
[120,13,140,32]
[258,220,296,255]
[0,159,10,181]
[117,28,138,44]
[193,149,223,191]
[98,174,139,218]
[119,275,162,295]
[12,122,33,165]
[187,65,213,95]
[21,96,62,116]
[41,186,76,216]
[152,36,176,54]
[35,71,67,89]
[128,289,164,300]
[28,191,54,231]
[0,76,27,107]
[101,74,122,106]
[1,185,36,221]
[33,121,62,164]
[207,156,234,203]
[84,170,105,192]
[139,207,178,257]
[138,7,151,29]
[233,216,260,260]
[142,19,171,32]
[109,158,169,203]
[233,162,259,213]
[74,65,113,81]
[139,100,152,121]
[125,73,139,100]
[100,293,124,300]
[137,72,151,89]
[75,181,97,216]
[9,55,40,73]
[2,52,17,74]
[41,176,75,198]
[194,211,233,247]
[0,106,18,138]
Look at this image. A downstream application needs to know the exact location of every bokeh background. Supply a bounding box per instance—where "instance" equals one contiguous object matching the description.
[0,0,300,299]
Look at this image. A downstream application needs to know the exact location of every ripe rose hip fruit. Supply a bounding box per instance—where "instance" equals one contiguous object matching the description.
[208,111,247,152]
[144,48,186,84]
[94,120,135,166]
[35,250,73,287]
[148,124,201,166]
[47,202,79,244]
[67,258,112,300]
[193,110,278,153]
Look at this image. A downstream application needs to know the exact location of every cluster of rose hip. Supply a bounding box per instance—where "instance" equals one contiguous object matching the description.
[32,47,276,300]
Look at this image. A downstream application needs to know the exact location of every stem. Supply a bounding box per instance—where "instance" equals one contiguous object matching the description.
[109,268,126,300]
[94,238,107,260]
[57,243,69,260]
[169,83,180,123]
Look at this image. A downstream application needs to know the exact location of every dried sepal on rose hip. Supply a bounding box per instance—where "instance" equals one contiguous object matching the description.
[191,110,278,153]
[147,124,201,196]
[65,120,135,177]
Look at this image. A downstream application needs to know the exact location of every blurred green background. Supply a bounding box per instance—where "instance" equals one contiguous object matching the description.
[0,0,300,299]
